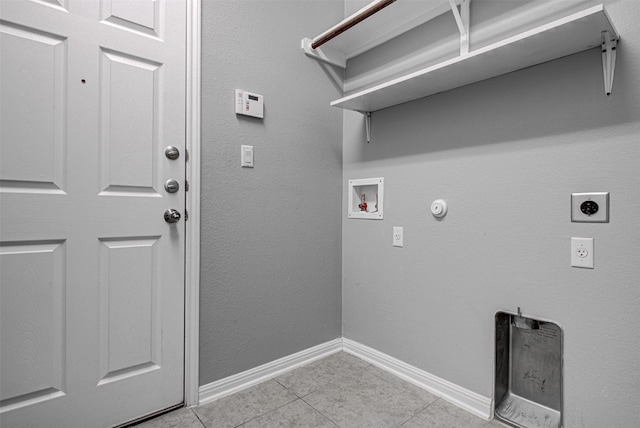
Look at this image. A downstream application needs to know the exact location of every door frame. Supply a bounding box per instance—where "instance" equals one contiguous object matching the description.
[185,0,201,407]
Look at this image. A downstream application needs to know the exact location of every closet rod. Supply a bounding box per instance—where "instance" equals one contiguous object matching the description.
[311,0,397,49]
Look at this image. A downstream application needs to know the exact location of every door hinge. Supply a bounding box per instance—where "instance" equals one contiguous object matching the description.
[184,209,189,221]
[185,180,189,192]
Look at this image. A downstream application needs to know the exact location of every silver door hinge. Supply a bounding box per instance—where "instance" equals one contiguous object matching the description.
[184,209,189,221]
[185,180,189,192]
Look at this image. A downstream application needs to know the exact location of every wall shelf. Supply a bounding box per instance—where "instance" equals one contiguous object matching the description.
[330,4,619,113]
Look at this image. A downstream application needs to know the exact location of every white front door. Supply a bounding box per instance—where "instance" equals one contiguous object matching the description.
[0,0,186,426]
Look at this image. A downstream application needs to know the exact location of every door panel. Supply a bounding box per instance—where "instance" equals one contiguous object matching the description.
[98,237,161,383]
[102,0,160,36]
[33,0,68,12]
[0,241,66,410]
[0,0,186,426]
[99,49,160,194]
[0,22,67,191]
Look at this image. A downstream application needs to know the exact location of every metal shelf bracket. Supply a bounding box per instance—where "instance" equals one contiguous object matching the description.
[364,111,372,143]
[601,30,617,96]
[449,0,471,55]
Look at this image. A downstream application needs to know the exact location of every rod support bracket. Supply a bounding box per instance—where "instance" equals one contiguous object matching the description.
[301,37,346,69]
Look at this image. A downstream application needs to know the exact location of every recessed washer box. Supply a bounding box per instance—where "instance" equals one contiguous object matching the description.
[571,192,609,223]
[348,177,383,220]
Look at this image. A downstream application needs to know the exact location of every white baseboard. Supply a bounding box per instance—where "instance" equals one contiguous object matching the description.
[197,336,492,421]
[198,338,342,406]
[342,338,493,420]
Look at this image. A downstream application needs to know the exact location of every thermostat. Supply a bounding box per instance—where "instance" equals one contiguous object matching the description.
[235,89,264,118]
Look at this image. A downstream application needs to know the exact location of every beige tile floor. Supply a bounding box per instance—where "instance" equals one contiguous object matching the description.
[134,352,506,428]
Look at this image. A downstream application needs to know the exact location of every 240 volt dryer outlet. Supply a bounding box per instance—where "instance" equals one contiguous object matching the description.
[571,192,609,223]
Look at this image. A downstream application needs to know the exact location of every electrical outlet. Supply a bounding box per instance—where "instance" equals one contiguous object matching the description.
[571,192,609,223]
[393,227,403,247]
[571,237,594,269]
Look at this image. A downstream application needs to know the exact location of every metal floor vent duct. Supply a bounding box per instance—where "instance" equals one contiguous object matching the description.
[495,311,563,428]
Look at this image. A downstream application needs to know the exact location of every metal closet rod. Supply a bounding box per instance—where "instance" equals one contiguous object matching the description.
[311,0,397,50]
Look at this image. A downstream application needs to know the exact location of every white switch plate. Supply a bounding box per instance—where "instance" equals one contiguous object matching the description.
[241,145,253,168]
[571,192,609,223]
[571,237,594,269]
[393,227,403,247]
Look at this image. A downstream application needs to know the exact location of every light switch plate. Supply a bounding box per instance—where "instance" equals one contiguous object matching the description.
[571,237,594,269]
[241,145,253,168]
[571,192,609,223]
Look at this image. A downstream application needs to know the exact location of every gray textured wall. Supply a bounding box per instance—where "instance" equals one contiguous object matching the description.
[199,0,344,385]
[342,1,640,427]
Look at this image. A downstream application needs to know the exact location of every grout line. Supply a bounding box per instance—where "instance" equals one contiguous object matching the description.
[233,395,301,428]
[300,395,342,428]
[272,377,288,390]
[397,398,442,428]
[301,397,342,428]
[271,372,320,399]
[190,408,207,428]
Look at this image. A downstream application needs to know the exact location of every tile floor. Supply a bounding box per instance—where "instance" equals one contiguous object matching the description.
[135,352,506,428]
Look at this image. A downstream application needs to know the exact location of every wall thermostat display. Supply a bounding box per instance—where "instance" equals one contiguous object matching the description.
[235,89,264,118]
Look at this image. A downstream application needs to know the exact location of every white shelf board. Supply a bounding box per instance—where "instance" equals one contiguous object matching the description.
[331,4,619,112]
[315,0,459,60]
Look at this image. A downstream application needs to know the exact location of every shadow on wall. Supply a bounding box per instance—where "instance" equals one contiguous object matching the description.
[349,44,638,162]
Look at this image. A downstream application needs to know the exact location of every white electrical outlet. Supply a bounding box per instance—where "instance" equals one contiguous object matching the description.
[571,237,594,269]
[571,192,609,223]
[393,227,403,247]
